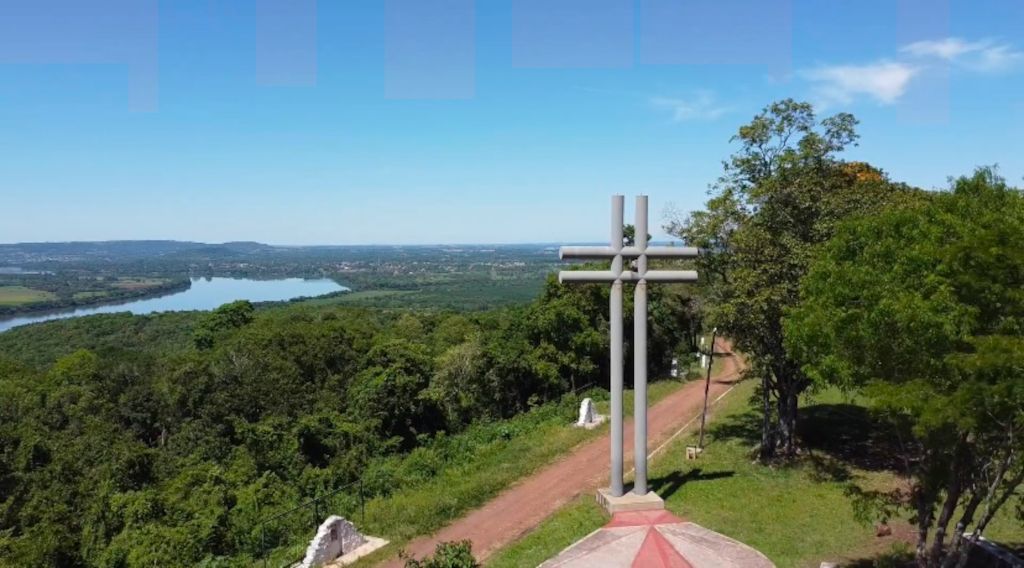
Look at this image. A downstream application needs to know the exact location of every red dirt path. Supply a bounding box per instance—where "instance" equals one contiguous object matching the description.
[381,341,745,567]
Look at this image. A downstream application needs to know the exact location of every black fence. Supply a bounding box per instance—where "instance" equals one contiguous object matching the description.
[256,481,367,568]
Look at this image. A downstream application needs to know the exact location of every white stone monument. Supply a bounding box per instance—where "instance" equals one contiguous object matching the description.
[575,398,605,429]
[298,516,388,568]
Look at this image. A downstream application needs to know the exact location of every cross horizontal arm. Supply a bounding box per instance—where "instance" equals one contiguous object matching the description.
[558,270,619,283]
[643,270,699,282]
[558,270,699,284]
[559,246,701,260]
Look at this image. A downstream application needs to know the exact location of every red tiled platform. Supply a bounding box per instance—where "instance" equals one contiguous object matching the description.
[540,510,774,568]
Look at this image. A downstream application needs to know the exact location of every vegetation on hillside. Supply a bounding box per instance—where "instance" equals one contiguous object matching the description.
[0,273,698,566]
[785,168,1024,567]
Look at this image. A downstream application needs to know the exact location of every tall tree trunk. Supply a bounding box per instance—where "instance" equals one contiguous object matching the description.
[959,462,1024,568]
[914,483,934,568]
[929,446,965,565]
[759,374,776,461]
[942,490,983,568]
[776,386,799,458]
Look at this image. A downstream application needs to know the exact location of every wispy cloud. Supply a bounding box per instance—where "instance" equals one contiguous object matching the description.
[650,91,731,122]
[802,61,918,106]
[798,36,1020,109]
[901,37,1023,72]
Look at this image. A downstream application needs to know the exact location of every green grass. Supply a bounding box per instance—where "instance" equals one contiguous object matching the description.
[487,381,1024,568]
[487,496,606,568]
[0,286,56,306]
[72,291,110,300]
[648,383,879,567]
[112,277,170,290]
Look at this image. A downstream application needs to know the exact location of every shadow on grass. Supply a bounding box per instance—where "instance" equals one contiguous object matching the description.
[708,409,761,445]
[649,468,735,501]
[843,550,914,568]
[706,402,906,483]
[798,404,905,474]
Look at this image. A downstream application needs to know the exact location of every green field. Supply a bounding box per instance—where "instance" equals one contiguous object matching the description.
[0,286,56,306]
[112,276,172,290]
[301,273,549,311]
[488,381,1024,568]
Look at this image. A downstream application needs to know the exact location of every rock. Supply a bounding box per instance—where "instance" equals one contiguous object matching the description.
[577,398,595,426]
[299,516,367,568]
[574,398,605,429]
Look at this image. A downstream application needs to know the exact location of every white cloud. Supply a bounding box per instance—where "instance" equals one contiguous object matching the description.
[901,37,1022,72]
[802,61,918,106]
[650,91,730,122]
[902,37,985,60]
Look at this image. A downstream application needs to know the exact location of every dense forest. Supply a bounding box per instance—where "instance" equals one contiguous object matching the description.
[0,272,700,566]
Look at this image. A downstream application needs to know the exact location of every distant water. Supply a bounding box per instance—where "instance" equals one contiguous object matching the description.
[0,277,346,333]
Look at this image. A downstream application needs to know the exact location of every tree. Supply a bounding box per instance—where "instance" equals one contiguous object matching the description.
[666,99,918,460]
[193,300,255,349]
[785,168,1024,567]
[348,339,442,448]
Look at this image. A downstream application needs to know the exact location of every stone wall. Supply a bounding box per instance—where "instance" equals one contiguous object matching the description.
[298,516,367,568]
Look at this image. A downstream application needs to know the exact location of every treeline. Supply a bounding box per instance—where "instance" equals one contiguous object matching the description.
[672,99,1023,567]
[0,275,191,317]
[0,274,698,566]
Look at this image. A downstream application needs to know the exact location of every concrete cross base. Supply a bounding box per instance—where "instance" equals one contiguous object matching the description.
[540,510,776,568]
[596,488,665,513]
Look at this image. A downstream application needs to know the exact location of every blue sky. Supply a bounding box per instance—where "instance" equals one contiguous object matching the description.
[1,0,1022,245]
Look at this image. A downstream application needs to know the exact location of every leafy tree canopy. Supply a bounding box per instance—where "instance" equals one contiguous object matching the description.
[667,98,922,459]
[785,167,1024,567]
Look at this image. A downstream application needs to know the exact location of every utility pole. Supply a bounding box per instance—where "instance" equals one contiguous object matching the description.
[698,327,718,450]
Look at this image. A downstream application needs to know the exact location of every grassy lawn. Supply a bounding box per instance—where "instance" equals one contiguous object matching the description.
[487,380,1024,567]
[112,277,169,290]
[0,286,55,306]
[73,290,110,300]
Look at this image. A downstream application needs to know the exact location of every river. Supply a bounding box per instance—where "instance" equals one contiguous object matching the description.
[0,277,346,333]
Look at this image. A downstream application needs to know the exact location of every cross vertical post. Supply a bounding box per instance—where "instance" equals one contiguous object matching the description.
[633,195,649,495]
[608,196,625,496]
[559,195,699,510]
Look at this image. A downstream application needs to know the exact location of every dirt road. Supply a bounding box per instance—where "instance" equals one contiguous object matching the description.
[381,341,745,566]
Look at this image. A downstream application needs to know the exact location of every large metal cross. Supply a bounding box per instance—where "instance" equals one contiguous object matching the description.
[559,195,698,498]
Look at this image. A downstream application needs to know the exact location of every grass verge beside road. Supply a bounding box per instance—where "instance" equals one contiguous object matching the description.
[487,381,1023,567]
